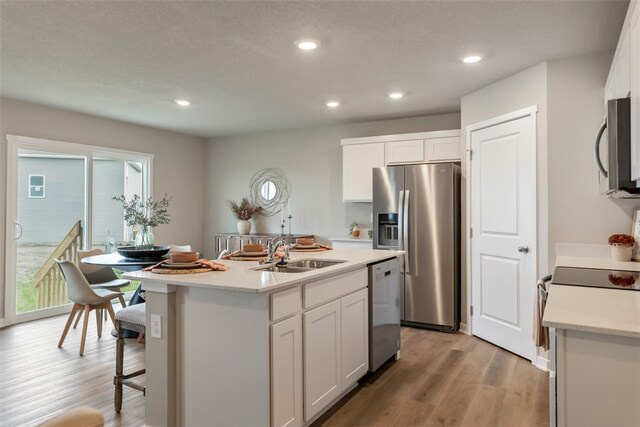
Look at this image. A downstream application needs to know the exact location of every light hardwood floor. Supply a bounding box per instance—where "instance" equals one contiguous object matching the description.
[0,316,548,426]
[313,327,549,427]
[0,314,145,426]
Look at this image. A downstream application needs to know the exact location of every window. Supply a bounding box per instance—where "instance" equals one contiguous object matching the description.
[28,175,45,198]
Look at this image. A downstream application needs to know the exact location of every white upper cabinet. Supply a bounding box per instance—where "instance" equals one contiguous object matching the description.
[385,139,425,164]
[425,135,463,162]
[341,129,460,202]
[342,143,385,202]
[631,2,640,180]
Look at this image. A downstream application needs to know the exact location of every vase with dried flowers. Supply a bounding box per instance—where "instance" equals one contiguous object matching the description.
[113,193,172,249]
[608,233,635,261]
[228,197,262,234]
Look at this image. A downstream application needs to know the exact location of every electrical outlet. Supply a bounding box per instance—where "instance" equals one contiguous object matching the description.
[151,314,162,339]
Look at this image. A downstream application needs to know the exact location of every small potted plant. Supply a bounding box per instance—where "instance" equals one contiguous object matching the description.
[228,197,262,234]
[607,233,636,261]
[349,221,360,238]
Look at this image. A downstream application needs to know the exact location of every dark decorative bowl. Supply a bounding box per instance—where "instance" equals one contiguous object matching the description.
[116,245,170,259]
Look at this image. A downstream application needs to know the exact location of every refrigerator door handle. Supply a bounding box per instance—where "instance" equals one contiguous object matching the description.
[403,190,410,274]
[398,190,405,253]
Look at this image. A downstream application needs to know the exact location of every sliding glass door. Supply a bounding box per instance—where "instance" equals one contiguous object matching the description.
[5,135,152,324]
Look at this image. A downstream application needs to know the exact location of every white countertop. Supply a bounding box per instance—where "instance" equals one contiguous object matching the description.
[124,248,401,294]
[329,237,373,242]
[543,256,640,338]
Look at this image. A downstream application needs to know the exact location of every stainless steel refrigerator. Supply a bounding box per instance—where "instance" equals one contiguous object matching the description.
[373,163,460,332]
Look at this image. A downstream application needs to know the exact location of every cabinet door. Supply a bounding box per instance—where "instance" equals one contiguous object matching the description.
[342,143,385,202]
[425,136,462,162]
[303,300,341,421]
[271,316,303,427]
[340,288,368,390]
[385,139,424,164]
[631,4,640,180]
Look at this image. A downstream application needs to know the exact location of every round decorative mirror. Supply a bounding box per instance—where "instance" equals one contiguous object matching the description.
[260,180,277,201]
[250,168,290,216]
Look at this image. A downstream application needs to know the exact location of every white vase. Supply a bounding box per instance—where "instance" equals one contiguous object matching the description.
[237,220,251,235]
[611,245,633,261]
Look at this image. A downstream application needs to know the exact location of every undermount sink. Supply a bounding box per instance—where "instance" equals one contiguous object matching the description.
[253,259,347,274]
[286,259,347,269]
[254,265,313,274]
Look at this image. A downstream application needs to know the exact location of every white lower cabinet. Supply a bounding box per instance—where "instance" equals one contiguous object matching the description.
[340,288,369,390]
[303,299,342,421]
[303,288,369,422]
[554,328,640,426]
[271,315,303,427]
[270,269,371,426]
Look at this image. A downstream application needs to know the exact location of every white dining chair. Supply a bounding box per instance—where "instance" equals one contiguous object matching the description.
[78,249,129,308]
[55,259,123,356]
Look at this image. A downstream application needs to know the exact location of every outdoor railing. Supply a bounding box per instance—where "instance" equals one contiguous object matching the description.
[32,220,83,309]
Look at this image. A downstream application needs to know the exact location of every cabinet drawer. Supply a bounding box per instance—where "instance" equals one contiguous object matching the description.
[385,139,425,164]
[425,136,461,162]
[304,269,367,309]
[271,286,301,322]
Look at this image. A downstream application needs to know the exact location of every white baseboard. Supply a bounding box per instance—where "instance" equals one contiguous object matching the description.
[534,354,550,372]
[459,322,469,334]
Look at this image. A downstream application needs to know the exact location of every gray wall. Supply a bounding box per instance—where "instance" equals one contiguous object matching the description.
[459,51,636,328]
[547,53,640,261]
[1,97,207,323]
[204,113,461,258]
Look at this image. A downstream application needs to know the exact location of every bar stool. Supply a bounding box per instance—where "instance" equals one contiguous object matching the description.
[114,303,146,413]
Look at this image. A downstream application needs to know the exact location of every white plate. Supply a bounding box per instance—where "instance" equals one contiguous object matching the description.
[294,244,320,249]
[240,251,268,256]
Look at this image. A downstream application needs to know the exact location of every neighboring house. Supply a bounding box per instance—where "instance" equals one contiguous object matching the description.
[17,155,142,245]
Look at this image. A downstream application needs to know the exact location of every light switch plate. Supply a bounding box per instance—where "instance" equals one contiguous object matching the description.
[151,314,162,338]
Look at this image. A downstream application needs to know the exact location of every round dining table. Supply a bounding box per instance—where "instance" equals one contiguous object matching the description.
[80,251,168,272]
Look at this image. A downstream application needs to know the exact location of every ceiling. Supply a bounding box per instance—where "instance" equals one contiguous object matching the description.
[0,1,629,139]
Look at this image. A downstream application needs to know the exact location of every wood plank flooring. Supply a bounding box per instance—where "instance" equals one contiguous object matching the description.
[0,313,145,426]
[0,315,548,426]
[313,327,549,427]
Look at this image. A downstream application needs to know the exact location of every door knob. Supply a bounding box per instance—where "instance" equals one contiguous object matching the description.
[518,245,530,253]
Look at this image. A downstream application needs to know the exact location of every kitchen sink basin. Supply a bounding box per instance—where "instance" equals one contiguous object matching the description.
[286,259,347,269]
[254,265,313,273]
[253,259,347,273]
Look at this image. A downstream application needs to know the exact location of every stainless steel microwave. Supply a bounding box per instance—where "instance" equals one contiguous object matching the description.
[594,97,638,198]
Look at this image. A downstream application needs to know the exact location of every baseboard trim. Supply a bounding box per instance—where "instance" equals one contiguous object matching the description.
[534,354,550,372]
[459,322,469,335]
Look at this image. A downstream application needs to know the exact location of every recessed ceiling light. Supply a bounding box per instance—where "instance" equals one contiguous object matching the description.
[297,40,318,51]
[174,99,190,106]
[388,92,404,99]
[326,101,341,108]
[462,55,483,64]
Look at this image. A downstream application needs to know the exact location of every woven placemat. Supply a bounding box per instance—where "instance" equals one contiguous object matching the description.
[289,248,330,253]
[151,267,214,274]
[228,255,268,261]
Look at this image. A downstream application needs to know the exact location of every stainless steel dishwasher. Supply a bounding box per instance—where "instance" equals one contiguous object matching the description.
[368,257,401,372]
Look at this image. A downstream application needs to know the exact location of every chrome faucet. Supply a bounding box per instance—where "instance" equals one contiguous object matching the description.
[265,237,290,264]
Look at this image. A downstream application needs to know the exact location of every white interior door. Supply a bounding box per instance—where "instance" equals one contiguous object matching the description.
[469,111,537,361]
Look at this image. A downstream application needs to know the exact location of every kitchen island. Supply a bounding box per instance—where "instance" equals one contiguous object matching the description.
[543,256,640,427]
[124,248,402,427]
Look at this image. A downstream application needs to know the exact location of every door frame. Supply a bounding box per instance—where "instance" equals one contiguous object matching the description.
[465,105,539,354]
[4,134,154,326]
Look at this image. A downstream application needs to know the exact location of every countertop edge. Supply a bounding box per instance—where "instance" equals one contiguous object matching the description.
[124,250,401,294]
